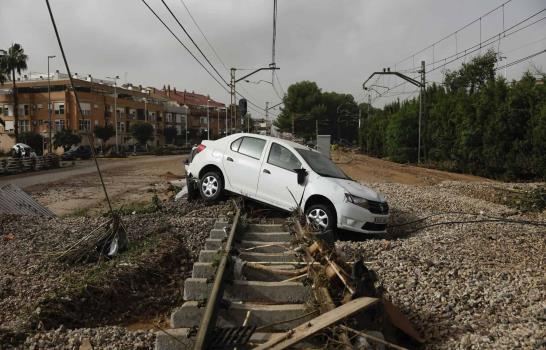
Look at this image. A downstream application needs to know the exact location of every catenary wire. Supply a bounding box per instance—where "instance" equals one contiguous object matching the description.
[44,0,113,213]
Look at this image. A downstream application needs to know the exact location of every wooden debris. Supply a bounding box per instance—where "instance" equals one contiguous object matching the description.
[253,297,379,350]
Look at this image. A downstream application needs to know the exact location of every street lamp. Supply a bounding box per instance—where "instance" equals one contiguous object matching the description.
[47,55,56,154]
[206,98,210,140]
[106,75,119,152]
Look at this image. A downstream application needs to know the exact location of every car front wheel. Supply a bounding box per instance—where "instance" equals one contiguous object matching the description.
[199,171,223,202]
[305,204,335,232]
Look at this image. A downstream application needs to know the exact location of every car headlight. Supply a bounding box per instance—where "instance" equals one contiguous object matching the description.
[344,193,370,209]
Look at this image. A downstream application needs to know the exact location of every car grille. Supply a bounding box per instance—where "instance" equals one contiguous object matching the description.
[368,200,389,215]
[362,222,387,231]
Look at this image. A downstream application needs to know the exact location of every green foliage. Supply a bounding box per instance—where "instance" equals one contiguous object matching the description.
[515,187,546,212]
[273,81,359,141]
[358,50,546,180]
[131,122,154,146]
[17,132,44,155]
[93,124,115,145]
[53,129,82,151]
[164,127,178,144]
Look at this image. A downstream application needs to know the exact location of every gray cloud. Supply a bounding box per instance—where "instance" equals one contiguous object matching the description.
[1,0,545,114]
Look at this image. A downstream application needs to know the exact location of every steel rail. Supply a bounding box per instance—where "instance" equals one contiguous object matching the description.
[193,202,241,349]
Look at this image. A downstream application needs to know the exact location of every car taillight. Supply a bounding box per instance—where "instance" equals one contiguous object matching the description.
[195,144,206,153]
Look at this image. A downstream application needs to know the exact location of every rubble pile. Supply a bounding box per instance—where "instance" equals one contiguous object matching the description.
[337,181,546,349]
[0,198,231,349]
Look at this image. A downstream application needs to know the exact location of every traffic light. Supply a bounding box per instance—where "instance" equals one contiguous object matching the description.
[238,98,247,117]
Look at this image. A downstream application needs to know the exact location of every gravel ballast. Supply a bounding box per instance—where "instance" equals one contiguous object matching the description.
[337,181,546,349]
[0,198,231,349]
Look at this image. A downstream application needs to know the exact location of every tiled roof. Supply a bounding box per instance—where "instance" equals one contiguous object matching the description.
[155,88,225,108]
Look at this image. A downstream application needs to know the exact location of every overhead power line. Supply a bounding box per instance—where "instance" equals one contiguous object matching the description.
[160,0,229,86]
[179,0,229,71]
[394,0,514,67]
[140,0,229,94]
[495,48,546,70]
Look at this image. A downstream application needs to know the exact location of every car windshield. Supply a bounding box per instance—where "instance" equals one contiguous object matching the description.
[295,148,349,179]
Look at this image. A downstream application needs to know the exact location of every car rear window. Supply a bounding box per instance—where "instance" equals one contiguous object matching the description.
[237,137,266,159]
[231,137,243,151]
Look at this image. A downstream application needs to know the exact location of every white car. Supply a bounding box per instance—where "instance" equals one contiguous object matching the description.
[185,134,389,234]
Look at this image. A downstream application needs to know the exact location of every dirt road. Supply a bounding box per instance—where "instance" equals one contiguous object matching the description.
[8,155,186,216]
[334,151,489,185]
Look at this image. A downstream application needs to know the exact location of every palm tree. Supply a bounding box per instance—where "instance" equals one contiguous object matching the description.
[0,49,8,127]
[2,44,28,139]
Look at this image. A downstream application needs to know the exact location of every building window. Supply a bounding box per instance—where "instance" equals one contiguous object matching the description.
[17,120,31,132]
[54,103,65,115]
[79,119,91,131]
[200,116,208,125]
[55,119,65,131]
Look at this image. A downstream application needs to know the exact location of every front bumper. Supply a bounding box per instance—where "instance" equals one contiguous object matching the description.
[337,201,389,234]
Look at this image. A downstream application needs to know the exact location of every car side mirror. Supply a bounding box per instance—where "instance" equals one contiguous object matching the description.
[295,168,308,185]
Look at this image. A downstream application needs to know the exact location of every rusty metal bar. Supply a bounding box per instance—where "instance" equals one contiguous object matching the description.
[193,202,241,349]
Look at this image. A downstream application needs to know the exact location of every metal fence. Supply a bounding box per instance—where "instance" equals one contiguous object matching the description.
[0,184,55,217]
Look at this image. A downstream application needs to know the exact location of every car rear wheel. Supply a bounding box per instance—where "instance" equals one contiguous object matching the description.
[305,204,335,232]
[199,171,223,202]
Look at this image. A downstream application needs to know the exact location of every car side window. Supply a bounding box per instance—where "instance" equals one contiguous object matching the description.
[267,143,301,171]
[231,137,243,152]
[237,137,267,159]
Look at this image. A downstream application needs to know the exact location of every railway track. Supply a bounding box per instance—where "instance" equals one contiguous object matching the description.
[155,202,420,349]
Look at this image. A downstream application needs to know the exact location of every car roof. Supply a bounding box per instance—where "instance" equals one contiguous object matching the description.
[231,133,311,151]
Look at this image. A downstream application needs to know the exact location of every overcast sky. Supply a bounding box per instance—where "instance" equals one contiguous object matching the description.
[1,0,545,116]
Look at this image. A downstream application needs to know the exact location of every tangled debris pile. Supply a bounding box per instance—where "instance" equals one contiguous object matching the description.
[337,181,546,349]
[0,197,231,349]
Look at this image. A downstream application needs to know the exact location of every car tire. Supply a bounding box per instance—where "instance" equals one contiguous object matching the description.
[305,203,335,232]
[199,171,223,202]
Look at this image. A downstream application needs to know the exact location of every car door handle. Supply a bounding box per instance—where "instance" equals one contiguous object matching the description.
[263,169,271,174]
[227,157,234,162]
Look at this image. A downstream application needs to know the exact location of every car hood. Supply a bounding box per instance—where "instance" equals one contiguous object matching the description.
[327,178,385,202]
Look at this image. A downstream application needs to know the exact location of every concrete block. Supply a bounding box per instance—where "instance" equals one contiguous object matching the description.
[205,238,224,250]
[191,262,216,278]
[210,229,227,239]
[214,221,229,230]
[154,328,194,350]
[236,240,291,253]
[171,301,314,330]
[242,232,292,242]
[183,278,310,303]
[239,251,298,263]
[248,224,285,232]
[198,250,220,263]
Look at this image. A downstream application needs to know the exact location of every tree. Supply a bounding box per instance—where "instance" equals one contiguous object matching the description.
[0,44,28,139]
[131,122,154,148]
[53,129,82,151]
[164,126,177,144]
[93,124,115,150]
[17,132,44,156]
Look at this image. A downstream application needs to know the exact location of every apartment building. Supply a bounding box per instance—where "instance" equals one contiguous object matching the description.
[0,73,191,152]
[152,86,230,142]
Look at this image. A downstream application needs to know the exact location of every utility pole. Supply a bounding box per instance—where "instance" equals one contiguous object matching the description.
[363,66,425,163]
[230,68,236,133]
[217,108,220,138]
[206,98,210,140]
[107,75,119,152]
[418,60,425,164]
[367,94,371,154]
[265,101,269,120]
[230,65,279,133]
[47,55,56,154]
[225,107,228,136]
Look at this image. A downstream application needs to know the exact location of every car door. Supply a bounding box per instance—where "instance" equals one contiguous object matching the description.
[257,142,304,210]
[223,136,267,197]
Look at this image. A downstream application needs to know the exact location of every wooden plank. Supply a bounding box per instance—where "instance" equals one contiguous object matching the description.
[253,297,379,350]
